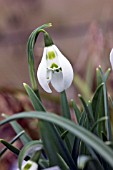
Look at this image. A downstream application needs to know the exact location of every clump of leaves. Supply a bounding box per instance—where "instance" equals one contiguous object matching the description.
[0,24,113,170]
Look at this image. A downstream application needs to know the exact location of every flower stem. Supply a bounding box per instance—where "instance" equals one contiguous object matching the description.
[60,90,71,119]
[27,23,52,100]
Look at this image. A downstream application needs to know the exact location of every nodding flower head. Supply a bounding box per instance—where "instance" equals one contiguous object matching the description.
[37,45,73,93]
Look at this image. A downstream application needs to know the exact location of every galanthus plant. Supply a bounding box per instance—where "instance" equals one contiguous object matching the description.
[0,23,113,170]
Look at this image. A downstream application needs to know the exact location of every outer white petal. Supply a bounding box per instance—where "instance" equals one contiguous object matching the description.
[110,49,113,69]
[53,45,73,90]
[51,72,64,92]
[37,48,52,93]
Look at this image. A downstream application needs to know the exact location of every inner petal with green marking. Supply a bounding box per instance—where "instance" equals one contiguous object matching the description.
[47,51,56,60]
[23,163,32,170]
[50,63,58,69]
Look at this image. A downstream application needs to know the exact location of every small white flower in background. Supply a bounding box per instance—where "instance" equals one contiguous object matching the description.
[77,155,90,169]
[13,160,38,170]
[110,48,113,69]
[22,160,38,170]
[37,45,73,93]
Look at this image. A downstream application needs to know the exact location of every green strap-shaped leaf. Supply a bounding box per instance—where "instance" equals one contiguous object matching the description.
[91,116,108,132]
[71,99,81,123]
[0,139,20,156]
[103,83,112,141]
[84,159,104,170]
[96,67,103,86]
[104,68,111,82]
[23,83,45,111]
[78,94,94,126]
[92,83,104,120]
[2,113,32,145]
[57,154,70,170]
[0,131,25,157]
[0,111,113,167]
[60,130,68,140]
[60,91,74,153]
[39,120,76,169]
[98,67,112,141]
[72,110,87,162]
[0,138,30,161]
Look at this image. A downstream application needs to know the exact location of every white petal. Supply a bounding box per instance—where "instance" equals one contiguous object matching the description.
[22,160,38,170]
[53,45,73,90]
[51,72,65,92]
[37,48,52,93]
[110,49,113,69]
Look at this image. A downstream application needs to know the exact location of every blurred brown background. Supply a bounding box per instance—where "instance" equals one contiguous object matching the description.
[0,0,113,169]
[0,0,113,89]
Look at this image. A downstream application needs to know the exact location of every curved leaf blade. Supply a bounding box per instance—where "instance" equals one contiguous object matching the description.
[0,131,25,157]
[0,111,113,167]
[18,140,42,169]
[2,113,32,144]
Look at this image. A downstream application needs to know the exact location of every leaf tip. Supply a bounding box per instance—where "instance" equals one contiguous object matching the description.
[1,113,5,118]
[108,68,111,71]
[99,65,101,69]
[48,23,52,27]
[78,94,82,98]
[23,82,27,87]
[23,83,28,90]
[88,100,91,103]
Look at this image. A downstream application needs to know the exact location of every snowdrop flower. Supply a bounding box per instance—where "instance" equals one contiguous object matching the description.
[22,160,38,170]
[110,48,113,69]
[37,45,73,93]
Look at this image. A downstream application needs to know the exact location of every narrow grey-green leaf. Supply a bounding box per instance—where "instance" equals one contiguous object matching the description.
[71,99,81,123]
[91,116,108,132]
[78,94,94,125]
[60,91,74,153]
[39,120,76,169]
[23,83,45,111]
[57,154,69,170]
[103,83,112,141]
[97,67,112,140]
[2,113,32,144]
[96,68,103,86]
[0,131,25,156]
[84,159,104,170]
[92,83,104,120]
[0,139,20,156]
